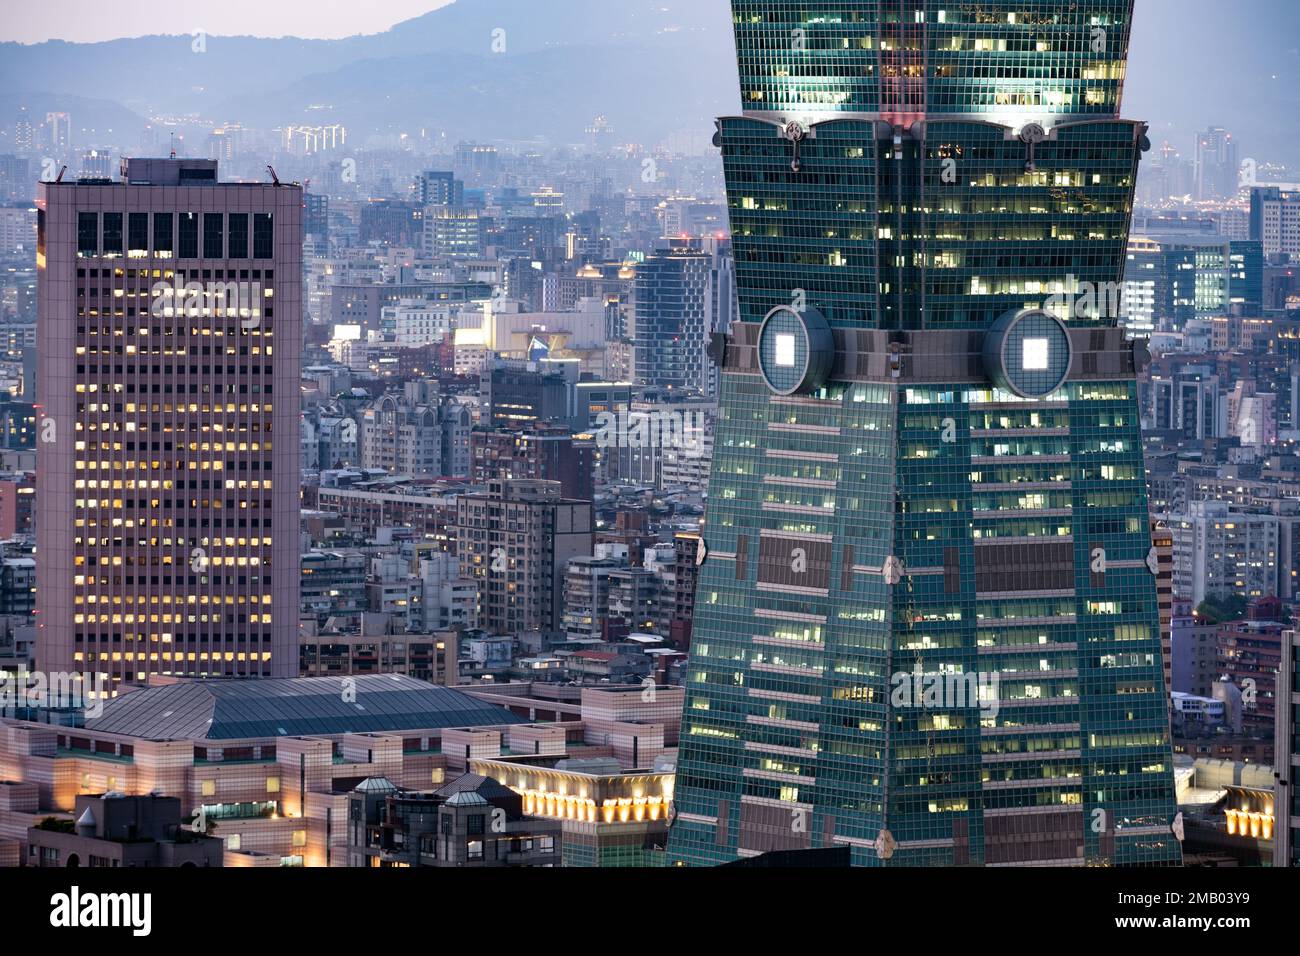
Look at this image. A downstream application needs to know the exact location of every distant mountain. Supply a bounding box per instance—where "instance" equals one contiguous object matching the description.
[0,0,741,145]
[0,91,147,148]
[2,0,1297,163]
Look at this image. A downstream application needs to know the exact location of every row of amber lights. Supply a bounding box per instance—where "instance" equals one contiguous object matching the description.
[518,790,666,824]
[1224,809,1274,840]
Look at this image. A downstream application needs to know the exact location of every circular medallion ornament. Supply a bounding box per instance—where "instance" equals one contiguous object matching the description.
[982,308,1073,400]
[1019,123,1047,145]
[756,305,835,397]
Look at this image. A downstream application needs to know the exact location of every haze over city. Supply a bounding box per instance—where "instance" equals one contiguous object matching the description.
[0,0,1293,935]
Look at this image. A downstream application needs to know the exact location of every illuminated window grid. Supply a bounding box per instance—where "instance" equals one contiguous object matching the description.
[730,0,1132,119]
[671,0,1176,867]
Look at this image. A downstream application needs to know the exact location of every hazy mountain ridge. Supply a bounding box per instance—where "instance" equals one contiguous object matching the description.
[208,44,738,144]
[2,0,1297,159]
[0,0,740,145]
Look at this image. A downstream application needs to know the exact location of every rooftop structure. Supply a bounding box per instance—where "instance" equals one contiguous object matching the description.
[84,673,524,740]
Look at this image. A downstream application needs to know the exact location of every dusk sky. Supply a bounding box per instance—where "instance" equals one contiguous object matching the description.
[0,0,455,43]
[0,0,1296,160]
[0,0,1280,48]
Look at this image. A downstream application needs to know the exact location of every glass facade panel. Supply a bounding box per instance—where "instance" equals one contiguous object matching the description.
[202,213,224,259]
[253,213,274,259]
[153,213,174,258]
[228,212,249,259]
[178,212,199,258]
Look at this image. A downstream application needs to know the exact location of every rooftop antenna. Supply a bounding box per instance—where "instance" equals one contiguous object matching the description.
[169,132,176,159]
[267,165,281,187]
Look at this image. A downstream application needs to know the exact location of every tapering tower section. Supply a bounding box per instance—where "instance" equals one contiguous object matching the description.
[668,1,1182,867]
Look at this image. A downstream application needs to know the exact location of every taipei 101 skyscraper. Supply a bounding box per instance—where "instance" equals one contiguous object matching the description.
[668,1,1183,867]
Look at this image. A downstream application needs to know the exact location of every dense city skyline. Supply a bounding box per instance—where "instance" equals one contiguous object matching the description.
[0,0,1292,926]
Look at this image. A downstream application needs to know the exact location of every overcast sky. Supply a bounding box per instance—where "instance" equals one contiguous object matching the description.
[0,0,454,43]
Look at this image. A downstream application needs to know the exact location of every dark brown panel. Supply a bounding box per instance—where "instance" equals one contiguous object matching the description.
[974,541,1075,593]
[943,546,961,595]
[758,534,832,591]
[952,816,970,867]
[984,809,1084,865]
[738,799,812,855]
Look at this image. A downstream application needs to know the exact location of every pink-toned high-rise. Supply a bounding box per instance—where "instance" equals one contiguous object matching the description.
[36,158,301,691]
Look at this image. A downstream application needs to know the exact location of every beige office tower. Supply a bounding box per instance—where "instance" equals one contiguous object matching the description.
[36,158,302,691]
